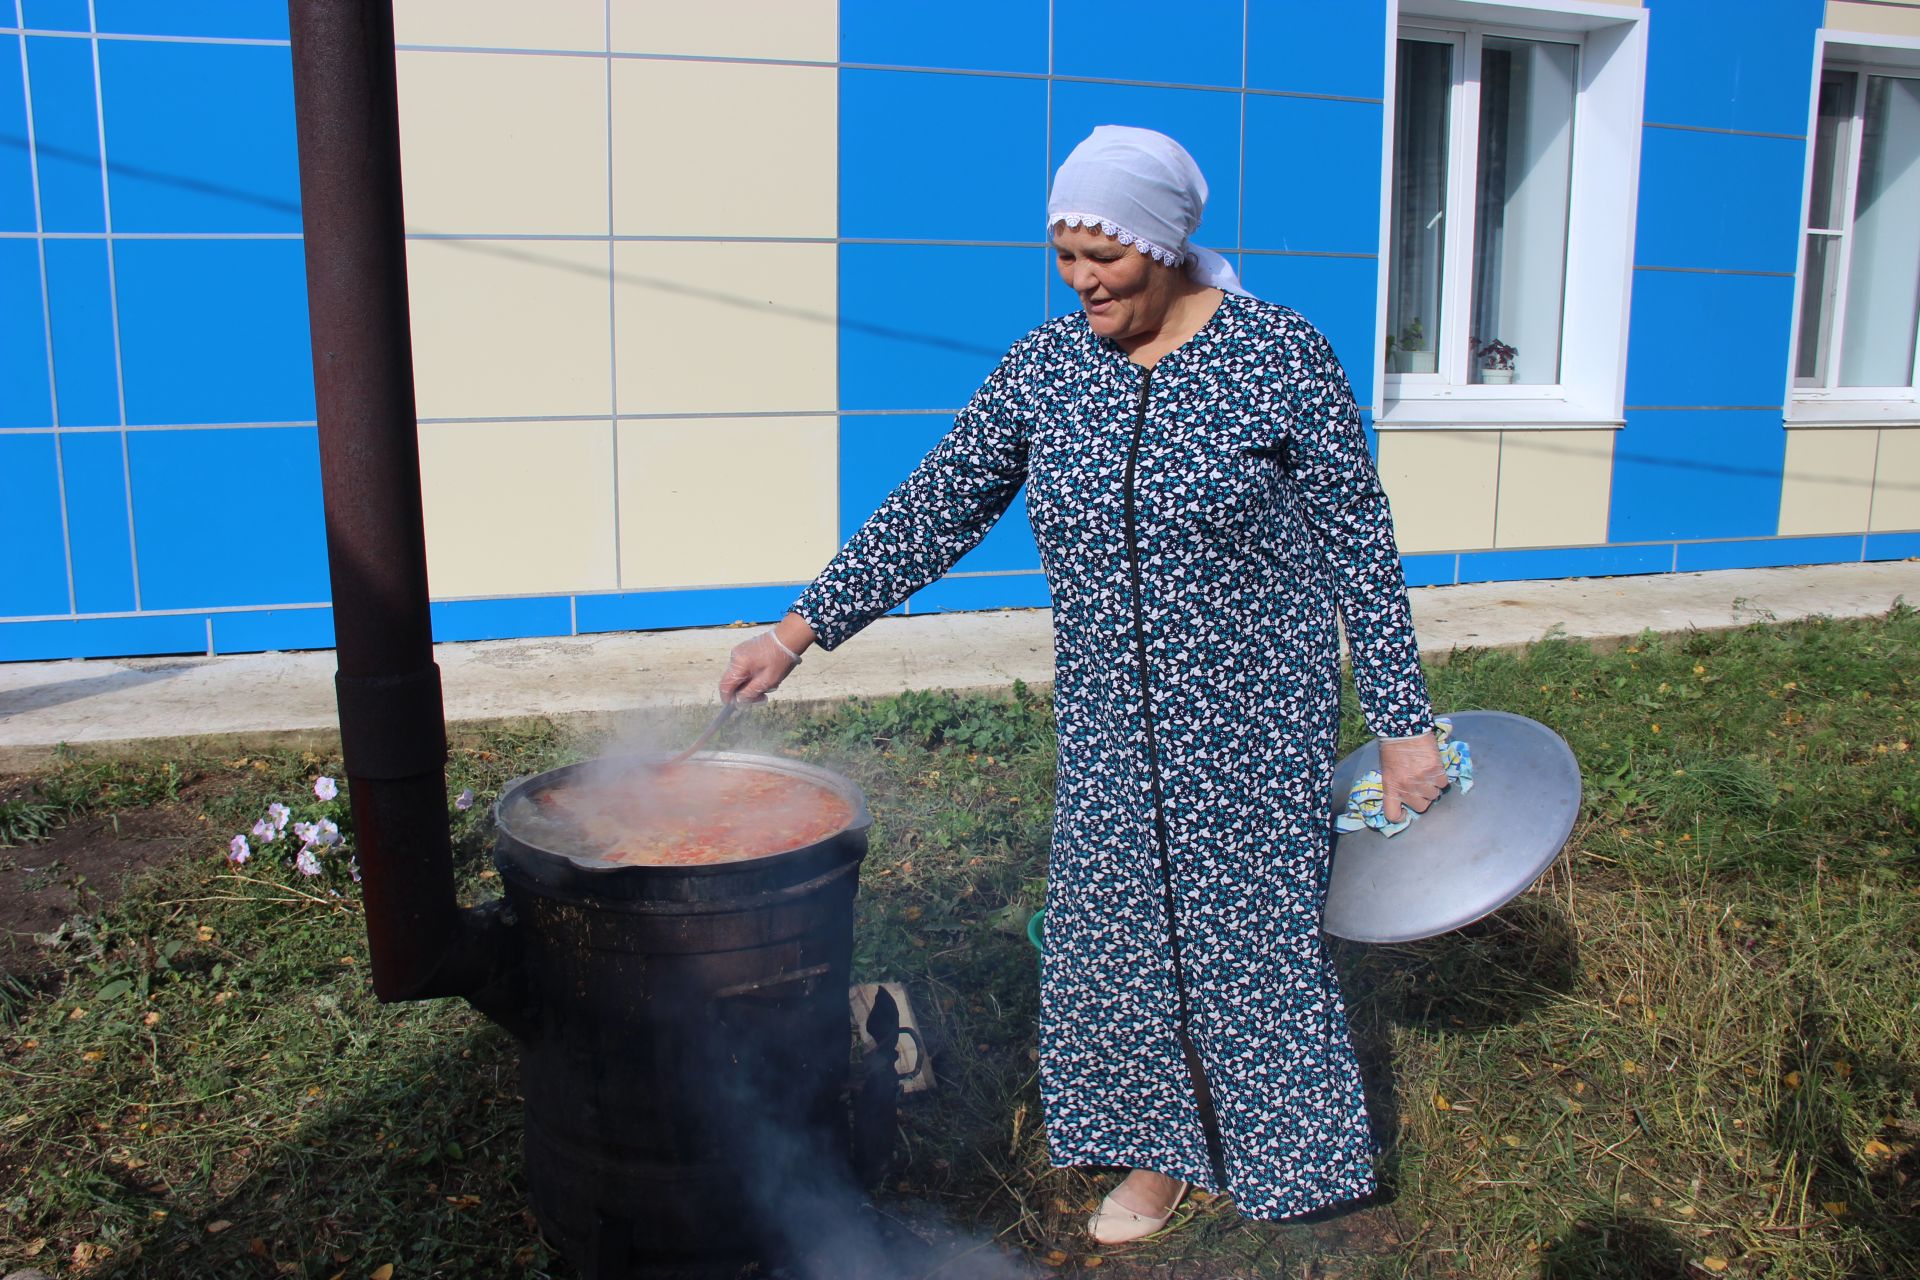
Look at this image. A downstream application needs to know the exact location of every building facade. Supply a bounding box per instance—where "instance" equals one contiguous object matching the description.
[3,0,1919,661]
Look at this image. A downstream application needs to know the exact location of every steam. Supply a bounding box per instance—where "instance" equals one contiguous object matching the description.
[503,729,852,867]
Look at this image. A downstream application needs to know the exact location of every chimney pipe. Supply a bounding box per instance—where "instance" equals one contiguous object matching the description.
[288,0,510,1004]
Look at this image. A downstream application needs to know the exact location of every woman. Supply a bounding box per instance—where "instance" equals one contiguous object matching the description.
[721,126,1446,1243]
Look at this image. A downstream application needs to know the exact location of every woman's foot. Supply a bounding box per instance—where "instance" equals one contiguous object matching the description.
[1087,1169,1189,1245]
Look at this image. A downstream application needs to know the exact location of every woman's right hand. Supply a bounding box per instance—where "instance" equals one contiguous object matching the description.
[718,615,815,704]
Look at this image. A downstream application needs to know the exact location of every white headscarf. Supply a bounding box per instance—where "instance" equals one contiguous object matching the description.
[1046,125,1250,297]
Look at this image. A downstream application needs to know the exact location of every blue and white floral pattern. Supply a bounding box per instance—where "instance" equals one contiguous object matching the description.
[793,292,1433,1220]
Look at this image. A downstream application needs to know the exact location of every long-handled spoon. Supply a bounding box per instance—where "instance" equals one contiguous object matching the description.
[667,699,739,764]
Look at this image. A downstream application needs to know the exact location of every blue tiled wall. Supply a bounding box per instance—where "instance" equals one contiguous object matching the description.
[24,33,104,231]
[0,239,52,428]
[1608,0,1825,550]
[126,427,330,610]
[0,1,1909,665]
[60,431,137,614]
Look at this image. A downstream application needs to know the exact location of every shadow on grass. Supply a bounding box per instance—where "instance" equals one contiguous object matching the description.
[1334,896,1581,1036]
[1539,1209,1692,1279]
[1768,995,1920,1280]
[85,1020,547,1279]
[1332,895,1581,1204]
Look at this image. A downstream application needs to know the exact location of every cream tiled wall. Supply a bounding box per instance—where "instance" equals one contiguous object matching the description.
[394,0,607,51]
[419,421,621,598]
[615,418,840,588]
[1871,429,1920,531]
[1377,432,1501,552]
[1827,0,1920,37]
[389,0,839,605]
[1777,428,1920,535]
[397,51,609,235]
[1376,430,1613,552]
[1492,431,1615,548]
[610,60,836,238]
[607,0,837,61]
[406,239,613,421]
[612,242,837,415]
[1778,429,1878,535]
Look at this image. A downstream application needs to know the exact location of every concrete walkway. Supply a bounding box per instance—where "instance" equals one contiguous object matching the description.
[0,561,1913,765]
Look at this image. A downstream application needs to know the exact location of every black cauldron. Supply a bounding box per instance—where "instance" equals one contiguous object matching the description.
[488,752,873,1278]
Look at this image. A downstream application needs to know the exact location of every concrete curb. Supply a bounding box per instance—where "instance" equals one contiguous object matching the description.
[0,561,1912,767]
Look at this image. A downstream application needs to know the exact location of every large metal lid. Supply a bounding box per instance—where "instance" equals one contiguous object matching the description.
[1322,710,1580,944]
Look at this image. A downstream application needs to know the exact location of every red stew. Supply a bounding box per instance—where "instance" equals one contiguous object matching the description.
[532,763,852,866]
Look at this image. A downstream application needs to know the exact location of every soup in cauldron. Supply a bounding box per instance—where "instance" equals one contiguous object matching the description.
[526,761,853,867]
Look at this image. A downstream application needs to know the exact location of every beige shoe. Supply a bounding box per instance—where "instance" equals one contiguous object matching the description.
[1086,1179,1189,1245]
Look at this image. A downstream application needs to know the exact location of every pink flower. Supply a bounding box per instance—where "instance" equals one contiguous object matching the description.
[296,846,322,877]
[228,834,251,864]
[314,818,340,847]
[251,818,277,843]
[292,821,317,845]
[267,802,291,832]
[313,776,338,802]
[455,788,475,811]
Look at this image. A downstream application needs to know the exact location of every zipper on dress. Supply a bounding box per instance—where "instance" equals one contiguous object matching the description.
[1121,364,1230,1190]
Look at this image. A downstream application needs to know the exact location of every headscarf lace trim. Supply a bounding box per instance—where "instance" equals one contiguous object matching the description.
[1052,212,1185,268]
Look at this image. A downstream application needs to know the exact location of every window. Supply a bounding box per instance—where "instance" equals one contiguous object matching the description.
[1792,65,1920,404]
[1388,30,1577,387]
[1377,3,1645,429]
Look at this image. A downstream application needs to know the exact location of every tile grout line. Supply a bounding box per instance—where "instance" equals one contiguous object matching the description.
[0,231,1382,257]
[1043,0,1053,323]
[88,0,139,613]
[1237,0,1247,287]
[603,0,621,597]
[16,8,78,617]
[1489,430,1505,549]
[3,230,304,239]
[833,4,845,554]
[1864,427,1883,540]
[1,27,287,47]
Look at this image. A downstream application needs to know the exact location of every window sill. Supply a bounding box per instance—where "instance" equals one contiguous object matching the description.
[1375,393,1625,431]
[1785,397,1920,428]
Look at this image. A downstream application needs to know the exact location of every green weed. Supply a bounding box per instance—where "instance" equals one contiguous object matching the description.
[1,612,1916,1278]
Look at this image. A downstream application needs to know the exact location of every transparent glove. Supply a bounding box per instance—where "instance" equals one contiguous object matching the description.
[718,630,801,705]
[1378,730,1447,823]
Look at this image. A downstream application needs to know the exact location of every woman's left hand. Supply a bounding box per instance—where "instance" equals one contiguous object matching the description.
[1378,731,1448,823]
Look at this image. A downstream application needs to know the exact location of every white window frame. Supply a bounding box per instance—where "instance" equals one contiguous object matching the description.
[1376,0,1647,432]
[1786,29,1920,428]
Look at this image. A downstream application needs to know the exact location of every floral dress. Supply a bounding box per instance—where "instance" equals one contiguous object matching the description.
[791,291,1433,1219]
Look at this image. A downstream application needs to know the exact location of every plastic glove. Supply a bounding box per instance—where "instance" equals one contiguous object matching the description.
[1378,729,1447,823]
[719,629,802,704]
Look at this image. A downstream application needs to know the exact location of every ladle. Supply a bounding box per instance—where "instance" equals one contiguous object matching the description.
[667,699,740,764]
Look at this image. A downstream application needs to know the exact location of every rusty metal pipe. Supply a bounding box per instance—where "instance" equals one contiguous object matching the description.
[288,0,506,1004]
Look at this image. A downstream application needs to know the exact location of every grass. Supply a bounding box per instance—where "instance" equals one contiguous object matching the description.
[1,610,1916,1278]
[0,754,186,849]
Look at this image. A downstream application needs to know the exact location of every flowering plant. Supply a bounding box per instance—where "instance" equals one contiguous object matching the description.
[226,774,357,887]
[1477,338,1518,370]
[222,774,481,889]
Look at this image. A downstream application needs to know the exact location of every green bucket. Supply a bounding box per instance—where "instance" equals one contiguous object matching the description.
[1026,909,1045,955]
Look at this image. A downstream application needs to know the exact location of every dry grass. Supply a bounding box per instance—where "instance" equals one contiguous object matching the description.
[1,611,1916,1278]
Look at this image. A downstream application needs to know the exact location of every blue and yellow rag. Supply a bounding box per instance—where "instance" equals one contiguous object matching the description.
[1334,716,1474,838]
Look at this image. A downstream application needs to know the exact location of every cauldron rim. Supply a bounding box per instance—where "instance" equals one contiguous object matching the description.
[491,749,873,881]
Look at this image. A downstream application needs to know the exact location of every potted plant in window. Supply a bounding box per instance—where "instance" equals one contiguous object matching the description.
[1478,338,1517,385]
[1395,318,1435,374]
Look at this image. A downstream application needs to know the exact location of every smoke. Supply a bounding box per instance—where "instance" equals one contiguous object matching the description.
[721,1052,1037,1280]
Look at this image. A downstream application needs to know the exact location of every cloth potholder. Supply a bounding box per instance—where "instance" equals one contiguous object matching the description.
[1334,716,1474,838]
